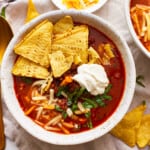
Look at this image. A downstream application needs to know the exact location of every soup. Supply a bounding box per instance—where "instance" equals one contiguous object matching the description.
[130,0,150,51]
[12,16,125,134]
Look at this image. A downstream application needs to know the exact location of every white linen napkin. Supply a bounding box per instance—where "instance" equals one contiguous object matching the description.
[1,0,150,150]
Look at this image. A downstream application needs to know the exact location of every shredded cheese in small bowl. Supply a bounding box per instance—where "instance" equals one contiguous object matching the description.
[125,0,150,58]
[62,0,99,10]
[52,0,108,13]
[130,4,150,51]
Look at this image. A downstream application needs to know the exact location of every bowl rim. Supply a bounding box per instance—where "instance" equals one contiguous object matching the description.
[1,10,136,145]
[124,0,150,58]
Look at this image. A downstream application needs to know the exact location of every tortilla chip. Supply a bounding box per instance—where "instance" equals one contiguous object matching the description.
[88,47,100,64]
[14,20,53,68]
[52,25,89,64]
[98,43,115,65]
[113,128,136,146]
[53,16,73,34]
[104,44,115,58]
[49,51,73,77]
[25,0,39,23]
[136,114,150,148]
[110,104,146,147]
[74,55,82,65]
[12,56,49,79]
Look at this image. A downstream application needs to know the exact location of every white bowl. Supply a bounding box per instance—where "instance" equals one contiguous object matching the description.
[52,0,108,13]
[1,10,136,145]
[124,0,150,58]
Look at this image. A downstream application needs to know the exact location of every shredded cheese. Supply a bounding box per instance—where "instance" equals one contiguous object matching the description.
[62,0,99,10]
[46,114,62,126]
[48,89,55,104]
[32,96,47,101]
[35,107,43,120]
[130,4,150,51]
[66,108,73,117]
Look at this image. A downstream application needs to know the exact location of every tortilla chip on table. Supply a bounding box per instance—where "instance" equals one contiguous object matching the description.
[25,0,39,23]
[136,114,150,148]
[110,104,146,147]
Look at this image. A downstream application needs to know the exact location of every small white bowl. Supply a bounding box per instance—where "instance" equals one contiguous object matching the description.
[1,10,136,145]
[124,0,150,58]
[52,0,108,13]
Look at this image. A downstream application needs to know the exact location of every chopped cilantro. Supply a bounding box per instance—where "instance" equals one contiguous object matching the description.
[136,75,145,87]
[56,86,68,97]
[55,105,63,112]
[85,112,93,129]
[62,111,67,119]
[87,118,93,129]
[104,84,112,94]
[82,98,98,108]
[82,101,94,109]
[142,100,146,105]
[71,103,78,111]
[21,77,33,84]
[0,6,6,18]
[85,111,91,119]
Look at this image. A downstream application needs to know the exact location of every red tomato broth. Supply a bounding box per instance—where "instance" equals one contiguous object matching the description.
[88,26,125,128]
[13,24,126,134]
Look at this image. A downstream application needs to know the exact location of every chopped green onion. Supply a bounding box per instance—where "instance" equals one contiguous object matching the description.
[82,101,94,109]
[56,86,68,97]
[67,87,85,105]
[21,77,33,84]
[102,95,112,100]
[87,118,93,129]
[77,87,85,97]
[71,103,78,111]
[62,111,67,119]
[67,88,79,102]
[67,100,72,106]
[95,98,106,107]
[85,112,93,128]
[136,75,145,87]
[92,85,112,107]
[69,87,85,103]
[85,111,91,119]
[55,105,63,112]
[82,98,98,108]
[104,84,112,94]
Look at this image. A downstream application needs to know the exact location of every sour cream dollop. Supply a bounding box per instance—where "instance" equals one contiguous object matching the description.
[72,64,109,95]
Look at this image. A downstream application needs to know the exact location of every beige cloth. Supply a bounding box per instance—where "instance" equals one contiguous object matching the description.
[1,0,150,149]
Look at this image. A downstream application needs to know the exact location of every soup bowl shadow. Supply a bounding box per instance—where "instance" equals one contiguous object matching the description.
[124,0,150,58]
[1,10,136,145]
